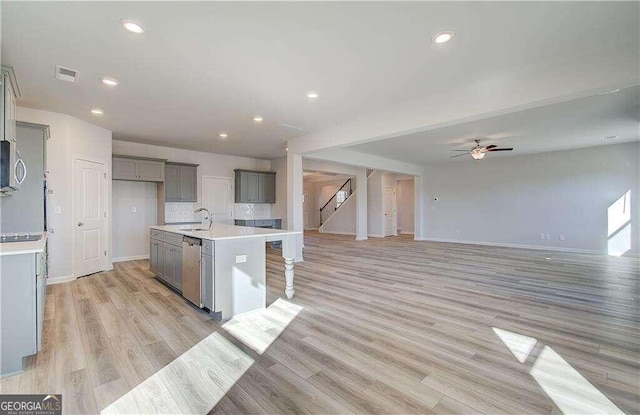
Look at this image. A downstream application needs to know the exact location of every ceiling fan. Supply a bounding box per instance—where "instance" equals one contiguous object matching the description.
[451,139,514,160]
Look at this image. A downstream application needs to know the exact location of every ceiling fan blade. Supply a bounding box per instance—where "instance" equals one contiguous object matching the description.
[485,145,497,150]
[450,153,470,158]
[487,148,513,152]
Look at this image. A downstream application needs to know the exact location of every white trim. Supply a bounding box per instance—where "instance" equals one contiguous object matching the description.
[319,230,356,236]
[72,154,109,278]
[46,274,76,285]
[414,237,604,255]
[355,236,368,241]
[112,254,149,263]
[305,227,319,231]
[401,231,415,235]
[368,233,385,238]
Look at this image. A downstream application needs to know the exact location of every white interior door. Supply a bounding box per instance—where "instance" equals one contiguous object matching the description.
[303,193,310,229]
[202,176,233,224]
[383,186,396,236]
[74,158,107,277]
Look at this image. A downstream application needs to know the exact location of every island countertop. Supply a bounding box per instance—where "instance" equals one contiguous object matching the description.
[150,224,301,241]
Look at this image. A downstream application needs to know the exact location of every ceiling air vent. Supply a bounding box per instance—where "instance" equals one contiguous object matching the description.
[55,65,79,83]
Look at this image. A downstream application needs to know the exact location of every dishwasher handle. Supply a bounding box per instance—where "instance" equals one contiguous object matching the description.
[183,236,202,246]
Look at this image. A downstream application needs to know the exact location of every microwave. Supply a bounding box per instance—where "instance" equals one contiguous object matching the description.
[0,139,25,192]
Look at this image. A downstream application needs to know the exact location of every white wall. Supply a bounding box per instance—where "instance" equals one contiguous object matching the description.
[396,179,415,234]
[112,181,157,261]
[304,178,355,229]
[422,142,640,254]
[319,190,357,235]
[17,107,112,281]
[271,157,288,228]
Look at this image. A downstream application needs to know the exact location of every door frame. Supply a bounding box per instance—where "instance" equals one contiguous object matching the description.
[72,154,109,278]
[201,175,233,223]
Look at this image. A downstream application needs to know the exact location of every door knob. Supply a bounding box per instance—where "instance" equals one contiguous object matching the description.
[77,222,84,226]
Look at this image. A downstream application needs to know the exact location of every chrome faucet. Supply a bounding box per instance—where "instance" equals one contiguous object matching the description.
[194,208,213,230]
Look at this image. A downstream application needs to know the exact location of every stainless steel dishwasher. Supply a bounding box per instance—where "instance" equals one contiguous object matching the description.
[182,236,202,307]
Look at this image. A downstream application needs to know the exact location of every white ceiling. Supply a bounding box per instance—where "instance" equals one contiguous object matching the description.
[348,86,640,164]
[2,2,638,159]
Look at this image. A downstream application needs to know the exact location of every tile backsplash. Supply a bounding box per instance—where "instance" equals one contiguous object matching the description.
[234,203,272,219]
[165,202,273,223]
[165,202,197,223]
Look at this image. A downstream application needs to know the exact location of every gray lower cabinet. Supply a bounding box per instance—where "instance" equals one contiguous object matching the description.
[234,169,276,203]
[0,247,47,376]
[113,155,166,182]
[150,231,183,291]
[165,162,198,202]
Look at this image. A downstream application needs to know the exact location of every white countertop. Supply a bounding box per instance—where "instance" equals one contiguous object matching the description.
[151,224,300,241]
[0,233,48,256]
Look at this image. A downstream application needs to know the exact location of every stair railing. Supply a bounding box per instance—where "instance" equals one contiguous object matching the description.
[319,178,352,226]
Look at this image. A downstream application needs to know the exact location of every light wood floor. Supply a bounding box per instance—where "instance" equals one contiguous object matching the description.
[1,231,638,414]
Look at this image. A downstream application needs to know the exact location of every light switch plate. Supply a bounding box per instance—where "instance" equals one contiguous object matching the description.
[54,206,62,214]
[235,254,247,264]
[132,207,137,213]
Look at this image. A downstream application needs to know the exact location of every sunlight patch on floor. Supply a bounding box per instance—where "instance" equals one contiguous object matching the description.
[492,328,625,415]
[101,332,254,414]
[222,298,303,354]
[531,346,624,415]
[492,327,537,363]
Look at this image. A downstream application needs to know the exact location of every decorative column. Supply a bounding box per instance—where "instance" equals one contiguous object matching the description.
[281,234,296,299]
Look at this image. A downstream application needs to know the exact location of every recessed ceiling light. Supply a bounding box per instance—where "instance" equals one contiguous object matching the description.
[120,19,145,34]
[307,91,319,99]
[101,77,119,87]
[253,115,263,122]
[219,132,228,139]
[432,30,455,44]
[91,108,104,115]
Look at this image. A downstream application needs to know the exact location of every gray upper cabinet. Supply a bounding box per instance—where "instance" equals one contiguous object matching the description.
[1,66,19,143]
[235,169,276,203]
[259,172,276,203]
[165,162,198,202]
[113,155,166,182]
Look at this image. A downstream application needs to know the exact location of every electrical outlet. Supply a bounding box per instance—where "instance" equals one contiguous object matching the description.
[545,233,550,240]
[559,235,565,241]
[235,255,247,264]
[131,207,137,213]
[54,206,62,214]
[540,232,545,240]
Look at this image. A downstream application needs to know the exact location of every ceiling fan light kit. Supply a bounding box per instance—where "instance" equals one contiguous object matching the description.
[451,139,514,160]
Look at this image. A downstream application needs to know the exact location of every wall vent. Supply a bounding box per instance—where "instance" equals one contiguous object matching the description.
[55,65,79,83]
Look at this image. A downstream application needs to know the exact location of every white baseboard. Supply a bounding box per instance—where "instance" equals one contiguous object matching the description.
[401,231,415,235]
[368,233,385,238]
[319,230,356,236]
[355,236,368,241]
[47,274,76,285]
[112,254,149,263]
[415,237,604,255]
[305,228,319,231]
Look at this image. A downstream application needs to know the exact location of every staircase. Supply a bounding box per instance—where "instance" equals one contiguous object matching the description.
[319,178,353,226]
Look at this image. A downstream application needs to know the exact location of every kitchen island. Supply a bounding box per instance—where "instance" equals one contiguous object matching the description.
[149,224,300,320]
